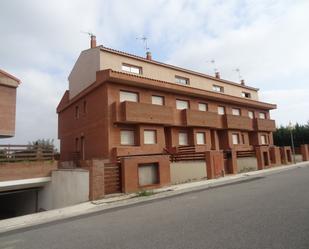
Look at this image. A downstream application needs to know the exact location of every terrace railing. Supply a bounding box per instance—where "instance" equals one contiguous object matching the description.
[0,144,55,163]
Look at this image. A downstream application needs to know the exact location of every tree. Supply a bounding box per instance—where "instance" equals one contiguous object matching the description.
[273,122,309,147]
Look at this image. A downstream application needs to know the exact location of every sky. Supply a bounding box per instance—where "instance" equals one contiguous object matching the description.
[0,0,308,148]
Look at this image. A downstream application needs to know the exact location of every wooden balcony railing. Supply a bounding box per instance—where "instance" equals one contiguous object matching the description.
[0,144,55,163]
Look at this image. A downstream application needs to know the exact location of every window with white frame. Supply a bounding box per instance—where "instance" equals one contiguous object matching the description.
[213,85,224,93]
[179,132,189,145]
[120,130,135,145]
[121,64,142,74]
[232,133,240,145]
[152,95,164,105]
[196,132,206,145]
[176,99,189,110]
[120,91,138,102]
[242,92,251,98]
[218,106,225,115]
[232,108,241,116]
[198,103,208,111]
[259,112,266,119]
[248,111,254,119]
[175,76,189,85]
[261,135,267,145]
[144,130,157,144]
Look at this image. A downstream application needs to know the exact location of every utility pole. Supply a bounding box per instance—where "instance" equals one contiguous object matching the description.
[288,121,296,164]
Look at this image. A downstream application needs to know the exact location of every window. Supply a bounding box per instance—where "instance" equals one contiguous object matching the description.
[152,95,164,105]
[144,130,157,144]
[120,91,138,102]
[138,163,159,186]
[242,92,251,98]
[179,132,189,145]
[175,76,189,85]
[218,106,225,115]
[261,135,267,145]
[75,138,79,152]
[120,130,135,145]
[259,112,266,119]
[248,111,254,119]
[122,64,142,74]
[75,106,79,119]
[232,108,241,116]
[80,136,85,160]
[232,133,240,145]
[83,100,87,114]
[198,103,208,111]
[242,134,245,144]
[196,132,206,145]
[176,99,189,110]
[213,85,224,93]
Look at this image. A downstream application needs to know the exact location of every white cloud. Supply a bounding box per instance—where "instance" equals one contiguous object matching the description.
[0,0,308,148]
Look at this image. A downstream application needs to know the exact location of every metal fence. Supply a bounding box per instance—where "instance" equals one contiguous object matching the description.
[0,144,55,163]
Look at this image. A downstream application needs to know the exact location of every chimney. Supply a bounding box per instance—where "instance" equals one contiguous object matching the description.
[90,35,97,48]
[240,79,245,85]
[146,51,152,60]
[215,71,220,79]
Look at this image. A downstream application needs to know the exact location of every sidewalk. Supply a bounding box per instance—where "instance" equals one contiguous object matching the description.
[1,161,308,234]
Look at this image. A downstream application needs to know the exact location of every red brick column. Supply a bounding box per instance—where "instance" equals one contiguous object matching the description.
[269,146,281,166]
[227,150,238,174]
[205,151,224,179]
[280,146,292,164]
[300,144,309,161]
[256,146,271,170]
[81,160,105,201]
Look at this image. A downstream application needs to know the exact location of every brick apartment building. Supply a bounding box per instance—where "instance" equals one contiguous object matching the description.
[57,36,286,198]
[0,69,20,138]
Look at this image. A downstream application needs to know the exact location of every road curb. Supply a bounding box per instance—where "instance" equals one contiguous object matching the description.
[0,161,308,235]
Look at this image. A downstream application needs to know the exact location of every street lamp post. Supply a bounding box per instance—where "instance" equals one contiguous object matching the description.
[288,121,296,164]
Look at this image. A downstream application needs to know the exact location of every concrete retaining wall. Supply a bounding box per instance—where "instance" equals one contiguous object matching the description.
[170,161,207,184]
[39,169,89,210]
[237,157,258,173]
[295,154,303,163]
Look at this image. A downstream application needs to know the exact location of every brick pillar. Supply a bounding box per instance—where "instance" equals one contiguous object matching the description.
[269,146,281,166]
[255,147,264,170]
[89,160,105,201]
[280,146,292,164]
[205,151,224,179]
[300,144,309,161]
[256,146,271,170]
[227,150,238,174]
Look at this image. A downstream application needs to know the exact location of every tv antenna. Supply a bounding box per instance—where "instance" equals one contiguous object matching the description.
[234,68,243,81]
[136,36,150,52]
[81,31,95,37]
[206,59,218,74]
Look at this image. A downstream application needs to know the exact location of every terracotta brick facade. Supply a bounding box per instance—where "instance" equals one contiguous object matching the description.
[57,46,280,197]
[0,161,57,181]
[0,69,20,138]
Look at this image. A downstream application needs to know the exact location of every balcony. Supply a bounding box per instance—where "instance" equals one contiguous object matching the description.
[255,118,276,132]
[224,114,254,131]
[116,101,174,125]
[184,109,221,128]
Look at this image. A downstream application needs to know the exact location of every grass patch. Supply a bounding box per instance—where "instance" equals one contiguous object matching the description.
[137,189,155,197]
[239,167,256,173]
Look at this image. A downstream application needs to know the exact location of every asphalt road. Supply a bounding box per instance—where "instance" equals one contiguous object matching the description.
[1,167,309,249]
